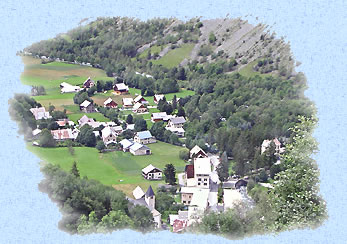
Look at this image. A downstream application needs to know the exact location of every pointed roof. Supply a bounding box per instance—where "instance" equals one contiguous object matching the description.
[145,185,155,197]
[133,186,145,200]
[80,100,91,108]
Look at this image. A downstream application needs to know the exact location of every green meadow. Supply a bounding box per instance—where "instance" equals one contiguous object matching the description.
[152,43,194,68]
[28,141,187,196]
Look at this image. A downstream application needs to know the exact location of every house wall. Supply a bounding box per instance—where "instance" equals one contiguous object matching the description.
[144,172,162,180]
[134,137,156,145]
[186,178,196,187]
[154,215,162,228]
[131,148,151,156]
[104,135,117,145]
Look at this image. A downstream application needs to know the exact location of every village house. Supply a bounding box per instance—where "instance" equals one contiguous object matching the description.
[79,100,95,113]
[122,97,134,109]
[83,77,94,89]
[165,116,186,137]
[60,82,81,93]
[113,83,129,94]
[132,102,148,113]
[101,127,118,146]
[134,130,156,144]
[153,94,165,104]
[103,98,118,108]
[134,95,149,105]
[169,211,189,233]
[78,115,116,128]
[119,139,134,152]
[190,145,208,159]
[187,188,210,221]
[142,164,162,180]
[129,142,151,156]
[194,157,211,189]
[30,107,52,120]
[129,186,161,228]
[56,119,74,128]
[32,128,42,139]
[261,138,285,154]
[151,112,173,123]
[50,128,76,141]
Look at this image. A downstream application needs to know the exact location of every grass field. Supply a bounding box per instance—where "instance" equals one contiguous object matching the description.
[238,60,275,78]
[27,141,187,196]
[138,45,165,59]
[152,44,194,68]
[20,56,111,110]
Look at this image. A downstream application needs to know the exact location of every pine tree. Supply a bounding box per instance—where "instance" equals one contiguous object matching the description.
[71,161,80,178]
[163,164,176,185]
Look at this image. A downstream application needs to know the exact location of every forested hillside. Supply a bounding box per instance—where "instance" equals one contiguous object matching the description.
[23,17,314,177]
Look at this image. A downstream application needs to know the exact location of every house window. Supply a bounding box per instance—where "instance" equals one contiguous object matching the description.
[198,182,201,186]
[204,178,207,181]
[189,195,191,198]
[204,183,207,186]
[198,178,202,181]
[188,201,191,204]
[183,201,186,204]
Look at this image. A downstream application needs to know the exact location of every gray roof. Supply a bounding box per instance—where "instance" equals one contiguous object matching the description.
[130,142,149,151]
[145,185,155,197]
[170,117,186,124]
[136,130,153,140]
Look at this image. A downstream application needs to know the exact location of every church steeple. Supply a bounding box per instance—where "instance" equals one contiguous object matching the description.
[145,185,155,210]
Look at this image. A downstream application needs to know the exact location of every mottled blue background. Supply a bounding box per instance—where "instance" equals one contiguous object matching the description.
[0,0,346,243]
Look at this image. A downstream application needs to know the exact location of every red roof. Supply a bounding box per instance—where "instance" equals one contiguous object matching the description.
[185,164,194,179]
[173,219,187,233]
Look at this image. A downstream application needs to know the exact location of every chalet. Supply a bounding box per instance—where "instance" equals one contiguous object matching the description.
[194,158,211,189]
[134,95,149,105]
[134,131,156,144]
[142,164,162,180]
[261,138,285,154]
[190,145,208,159]
[103,98,118,108]
[101,127,118,146]
[78,115,94,126]
[167,117,186,128]
[50,129,76,141]
[30,107,52,120]
[83,77,94,88]
[60,82,81,93]
[79,100,95,113]
[166,127,185,137]
[151,112,172,123]
[132,102,148,113]
[113,83,129,94]
[153,94,165,104]
[185,164,195,187]
[122,98,134,108]
[172,219,188,233]
[129,142,151,156]
[119,139,134,152]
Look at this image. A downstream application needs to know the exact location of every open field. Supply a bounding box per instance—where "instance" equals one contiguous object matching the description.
[152,44,195,68]
[27,141,187,196]
[20,56,111,110]
[238,60,275,78]
[138,45,164,59]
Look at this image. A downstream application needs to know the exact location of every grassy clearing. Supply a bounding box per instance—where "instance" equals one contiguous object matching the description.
[152,44,194,68]
[27,141,187,196]
[238,60,275,78]
[138,45,164,59]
